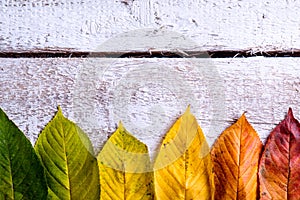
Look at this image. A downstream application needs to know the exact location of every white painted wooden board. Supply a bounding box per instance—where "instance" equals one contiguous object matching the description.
[1,0,300,52]
[0,57,299,159]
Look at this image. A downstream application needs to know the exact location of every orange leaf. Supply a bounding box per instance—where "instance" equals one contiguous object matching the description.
[259,108,300,200]
[211,114,262,200]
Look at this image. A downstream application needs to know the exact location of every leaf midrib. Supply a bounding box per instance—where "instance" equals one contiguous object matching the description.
[184,116,188,200]
[0,121,15,200]
[61,123,71,199]
[121,130,126,200]
[236,122,242,200]
[286,119,292,199]
[6,132,15,200]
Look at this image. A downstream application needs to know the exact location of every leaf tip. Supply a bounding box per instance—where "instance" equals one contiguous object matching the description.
[286,107,297,123]
[288,107,294,117]
[185,105,191,114]
[0,107,6,118]
[118,121,124,130]
[54,105,67,121]
[57,105,63,114]
[241,111,247,119]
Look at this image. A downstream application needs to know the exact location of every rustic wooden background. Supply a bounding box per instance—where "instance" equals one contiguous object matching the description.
[1,0,300,158]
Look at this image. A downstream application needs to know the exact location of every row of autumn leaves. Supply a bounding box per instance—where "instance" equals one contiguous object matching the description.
[0,106,299,200]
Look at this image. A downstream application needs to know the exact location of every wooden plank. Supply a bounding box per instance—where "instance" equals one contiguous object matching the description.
[0,57,299,158]
[1,0,300,52]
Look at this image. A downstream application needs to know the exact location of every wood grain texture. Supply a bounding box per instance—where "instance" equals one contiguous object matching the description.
[0,57,299,158]
[1,0,300,52]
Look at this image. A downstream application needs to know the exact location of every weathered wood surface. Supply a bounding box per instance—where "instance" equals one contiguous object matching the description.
[0,57,299,158]
[1,0,300,52]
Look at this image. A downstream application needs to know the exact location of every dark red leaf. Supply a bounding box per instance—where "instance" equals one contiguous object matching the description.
[259,108,300,200]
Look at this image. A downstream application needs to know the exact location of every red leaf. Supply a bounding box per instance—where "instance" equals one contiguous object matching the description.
[259,108,300,200]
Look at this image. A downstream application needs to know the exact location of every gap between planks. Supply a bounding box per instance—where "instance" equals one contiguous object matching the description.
[2,49,300,58]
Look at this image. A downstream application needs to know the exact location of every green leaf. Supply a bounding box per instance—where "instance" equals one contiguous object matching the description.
[34,107,100,200]
[0,108,47,199]
[97,122,154,200]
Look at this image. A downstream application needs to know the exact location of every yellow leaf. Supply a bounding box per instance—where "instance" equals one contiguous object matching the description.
[97,122,153,200]
[211,114,262,200]
[154,106,213,199]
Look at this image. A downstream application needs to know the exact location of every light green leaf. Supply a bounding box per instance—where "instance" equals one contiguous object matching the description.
[0,108,47,199]
[97,122,153,200]
[35,107,100,200]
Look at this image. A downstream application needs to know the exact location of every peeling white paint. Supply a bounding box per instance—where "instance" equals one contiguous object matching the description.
[1,0,300,51]
[0,57,299,158]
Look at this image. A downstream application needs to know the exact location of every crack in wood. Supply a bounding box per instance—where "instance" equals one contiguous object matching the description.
[1,50,300,58]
